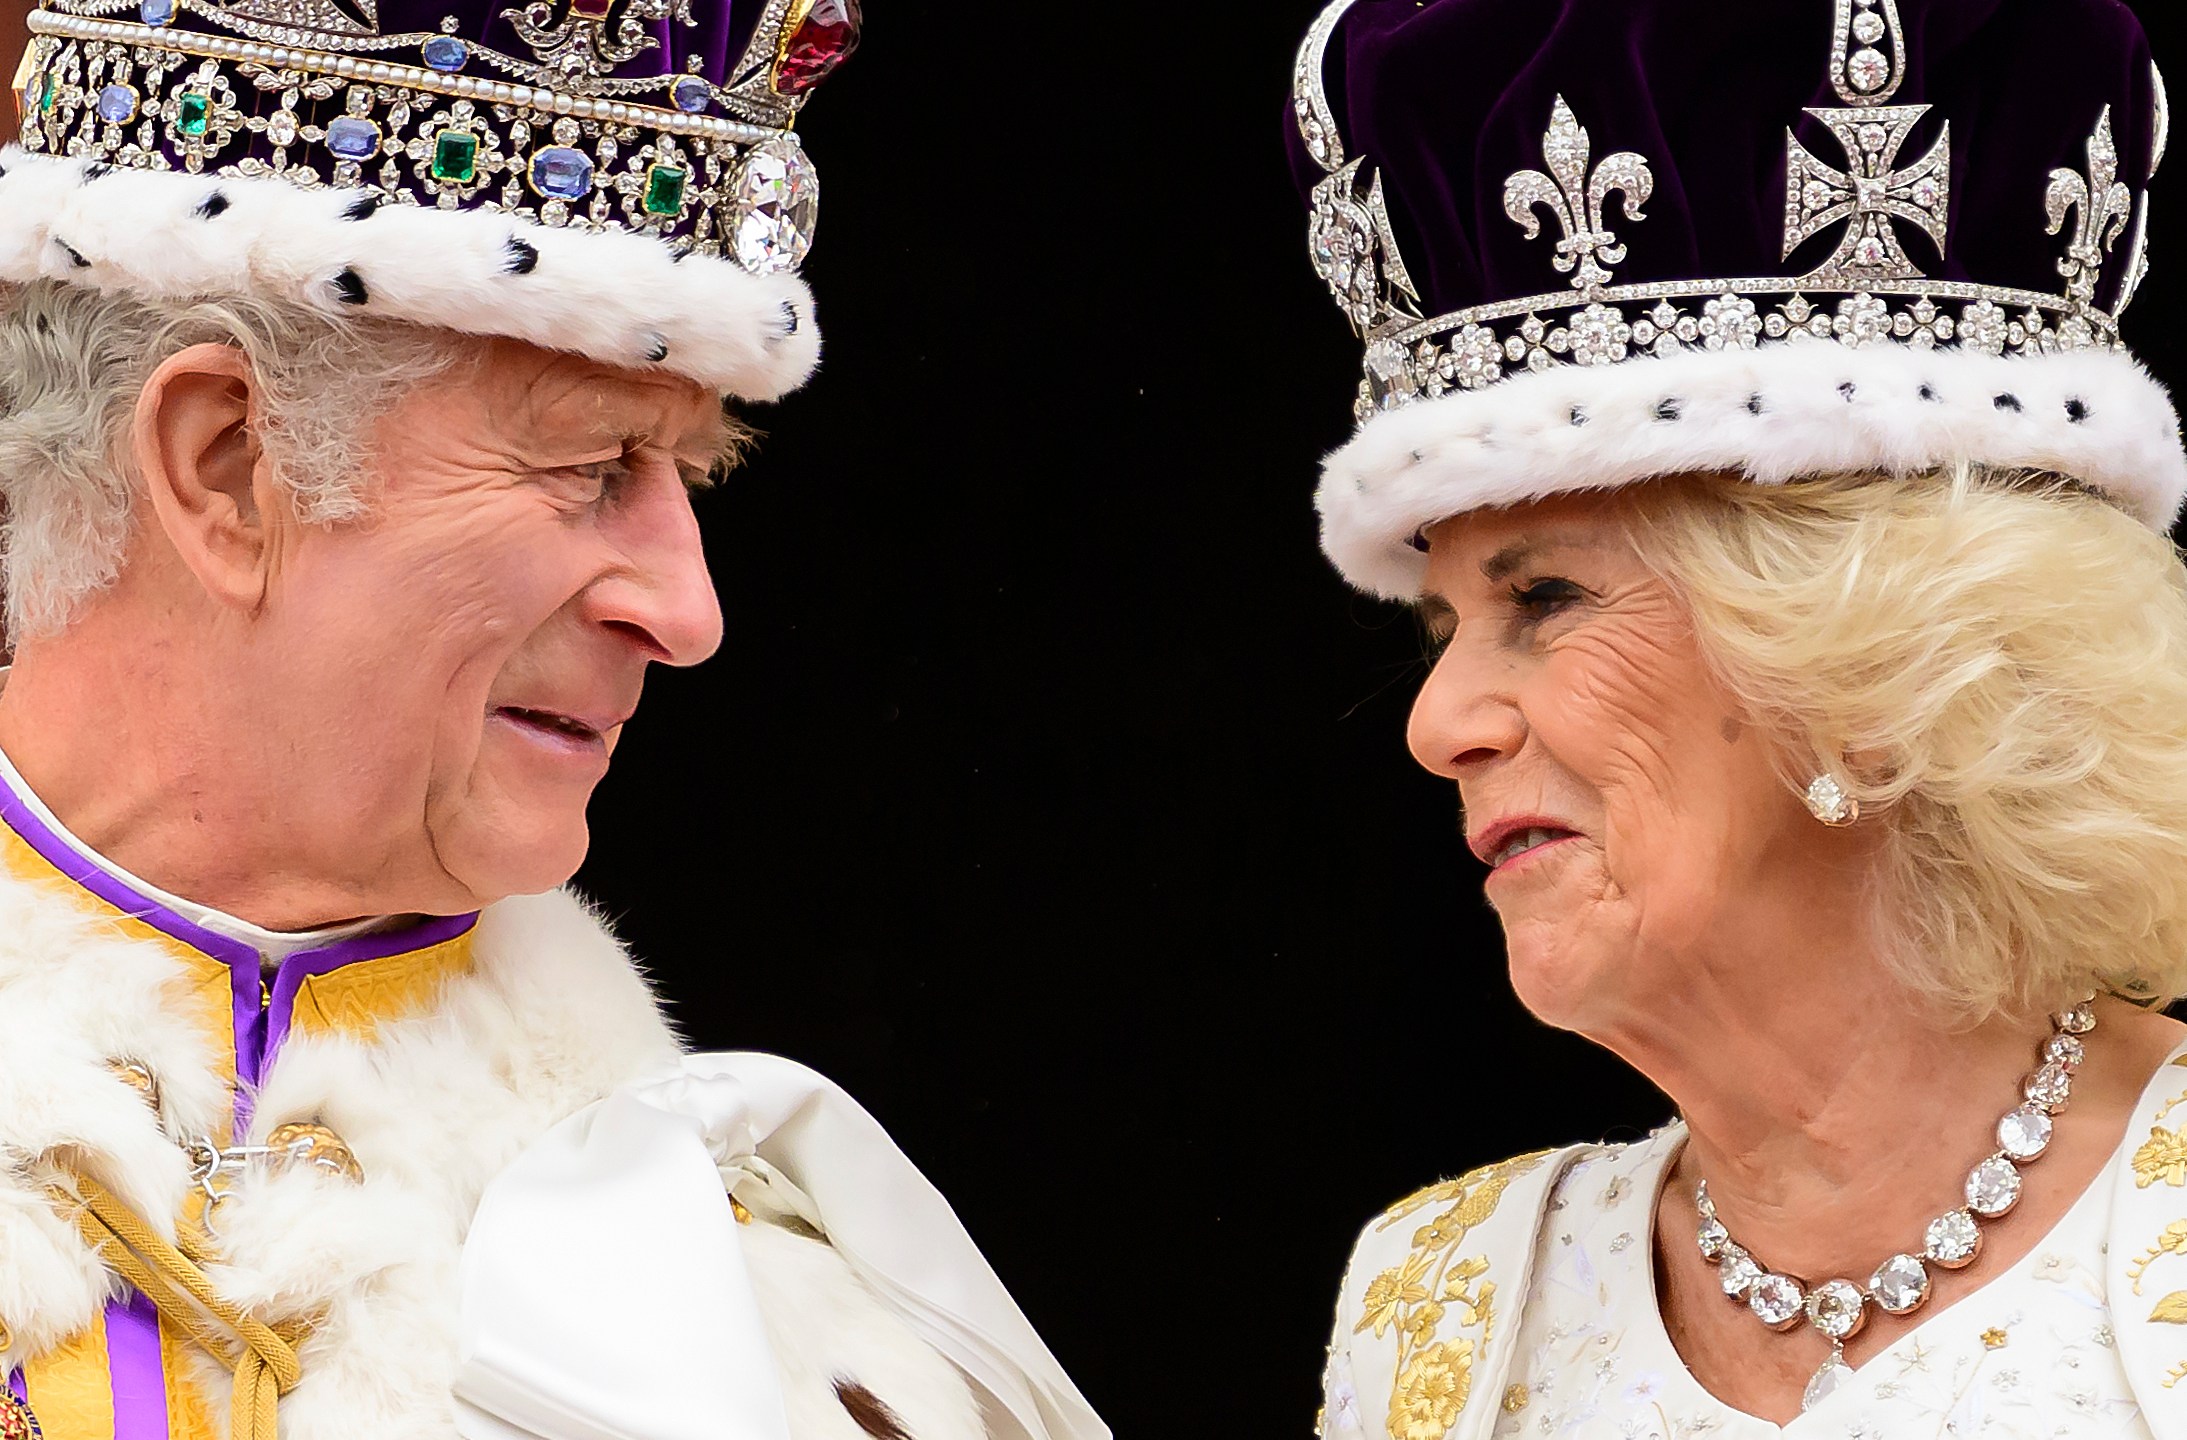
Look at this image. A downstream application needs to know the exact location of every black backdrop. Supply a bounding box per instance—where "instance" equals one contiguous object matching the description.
[571,5,2187,1435]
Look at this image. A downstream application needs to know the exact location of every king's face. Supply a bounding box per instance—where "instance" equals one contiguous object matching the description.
[262,336,730,909]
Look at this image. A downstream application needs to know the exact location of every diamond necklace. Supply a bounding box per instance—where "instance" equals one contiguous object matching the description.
[1692,998,2097,1412]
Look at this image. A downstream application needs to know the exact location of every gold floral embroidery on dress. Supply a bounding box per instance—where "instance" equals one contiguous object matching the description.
[2128,1220,2187,1294]
[2149,1291,2187,1323]
[2129,1055,2187,1387]
[2136,1126,2187,1187]
[1356,1153,1550,1440]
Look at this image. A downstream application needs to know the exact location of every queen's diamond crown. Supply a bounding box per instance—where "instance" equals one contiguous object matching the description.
[1293,0,2168,424]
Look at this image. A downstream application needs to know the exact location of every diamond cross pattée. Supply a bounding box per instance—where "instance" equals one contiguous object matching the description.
[1784,104,1950,280]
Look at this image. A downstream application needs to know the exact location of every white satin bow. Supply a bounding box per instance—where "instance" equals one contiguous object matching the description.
[452,1052,1108,1440]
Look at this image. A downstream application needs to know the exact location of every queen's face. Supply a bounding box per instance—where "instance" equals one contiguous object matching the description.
[1407,492,1841,1035]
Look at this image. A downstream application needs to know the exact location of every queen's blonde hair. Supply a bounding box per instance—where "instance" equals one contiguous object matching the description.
[1620,466,2187,1023]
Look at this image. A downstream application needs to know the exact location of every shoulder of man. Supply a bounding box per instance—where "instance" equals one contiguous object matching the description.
[1318,1142,1594,1440]
[458,885,689,1078]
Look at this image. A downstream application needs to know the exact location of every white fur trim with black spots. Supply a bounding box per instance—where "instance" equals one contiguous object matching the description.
[0,146,821,401]
[1317,342,2187,598]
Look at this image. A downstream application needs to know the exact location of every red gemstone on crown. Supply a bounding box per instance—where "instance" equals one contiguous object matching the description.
[772,0,861,97]
[566,0,613,20]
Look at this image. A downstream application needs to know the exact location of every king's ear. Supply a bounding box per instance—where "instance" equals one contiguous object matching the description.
[132,343,285,613]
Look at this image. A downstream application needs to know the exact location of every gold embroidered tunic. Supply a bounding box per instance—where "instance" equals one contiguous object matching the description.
[0,748,475,1440]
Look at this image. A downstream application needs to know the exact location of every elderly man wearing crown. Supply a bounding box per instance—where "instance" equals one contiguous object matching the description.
[0,0,1107,1438]
[1292,0,2187,1437]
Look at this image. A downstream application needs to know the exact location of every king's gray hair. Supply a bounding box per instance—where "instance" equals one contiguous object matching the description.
[0,279,469,639]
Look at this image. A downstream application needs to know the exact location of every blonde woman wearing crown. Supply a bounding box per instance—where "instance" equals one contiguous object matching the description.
[1289,0,2187,1436]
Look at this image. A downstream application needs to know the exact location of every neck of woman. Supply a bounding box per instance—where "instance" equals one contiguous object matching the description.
[1597,955,2177,1287]
[1658,997,2047,1280]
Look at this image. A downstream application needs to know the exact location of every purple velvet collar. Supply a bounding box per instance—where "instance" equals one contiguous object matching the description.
[0,759,477,1104]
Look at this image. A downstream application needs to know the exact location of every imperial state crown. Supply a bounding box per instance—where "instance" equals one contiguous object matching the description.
[0,0,861,397]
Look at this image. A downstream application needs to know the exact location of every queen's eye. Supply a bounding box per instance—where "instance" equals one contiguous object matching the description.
[1511,578,1583,616]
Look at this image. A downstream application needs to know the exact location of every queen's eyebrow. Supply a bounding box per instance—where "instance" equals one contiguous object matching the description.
[1481,530,1613,581]
[1480,539,1542,582]
[1416,593,1458,631]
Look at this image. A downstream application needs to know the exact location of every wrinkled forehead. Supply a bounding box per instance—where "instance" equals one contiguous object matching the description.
[397,335,739,459]
[1418,491,1644,575]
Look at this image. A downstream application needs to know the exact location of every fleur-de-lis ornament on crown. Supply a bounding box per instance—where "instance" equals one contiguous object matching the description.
[2047,106,2136,313]
[1503,96,1655,295]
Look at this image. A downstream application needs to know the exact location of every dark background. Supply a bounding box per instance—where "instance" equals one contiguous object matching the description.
[553,4,2187,1437]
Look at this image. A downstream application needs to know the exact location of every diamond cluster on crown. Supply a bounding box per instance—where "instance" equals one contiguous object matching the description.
[20,10,823,270]
[1291,0,2157,425]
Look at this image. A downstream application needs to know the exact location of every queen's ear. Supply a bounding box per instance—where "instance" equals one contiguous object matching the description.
[131,342,286,613]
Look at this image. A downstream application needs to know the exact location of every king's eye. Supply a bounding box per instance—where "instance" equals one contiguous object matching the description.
[547,456,636,499]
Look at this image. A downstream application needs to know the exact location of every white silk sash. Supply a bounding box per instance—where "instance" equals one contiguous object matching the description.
[453,1052,1108,1440]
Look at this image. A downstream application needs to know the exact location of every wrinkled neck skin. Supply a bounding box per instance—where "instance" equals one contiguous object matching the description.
[1592,906,2185,1301]
[0,539,413,932]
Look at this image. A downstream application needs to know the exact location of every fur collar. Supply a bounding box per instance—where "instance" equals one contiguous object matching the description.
[0,848,978,1440]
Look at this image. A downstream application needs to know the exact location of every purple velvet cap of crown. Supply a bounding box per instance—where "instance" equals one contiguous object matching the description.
[469,0,766,90]
[1286,0,2161,330]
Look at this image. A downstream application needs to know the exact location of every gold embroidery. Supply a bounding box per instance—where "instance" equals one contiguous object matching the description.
[1379,1151,1554,1230]
[2134,1056,2187,1393]
[2134,1126,2187,1187]
[2152,1077,2187,1124]
[1500,1383,1529,1414]
[2129,1220,2187,1293]
[1359,1153,1550,1440]
[1359,1253,1434,1339]
[1390,1341,1472,1440]
[1980,1326,2009,1349]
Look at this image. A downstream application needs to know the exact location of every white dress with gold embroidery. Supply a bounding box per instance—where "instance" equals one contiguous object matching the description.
[1318,1045,2187,1440]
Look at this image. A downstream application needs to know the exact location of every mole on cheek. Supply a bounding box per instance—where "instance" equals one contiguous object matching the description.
[1719,716,1743,744]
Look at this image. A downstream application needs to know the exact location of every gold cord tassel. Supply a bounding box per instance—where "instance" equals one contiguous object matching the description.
[48,1171,309,1440]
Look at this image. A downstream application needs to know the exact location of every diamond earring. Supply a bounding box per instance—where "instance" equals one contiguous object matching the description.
[1804,774,1860,826]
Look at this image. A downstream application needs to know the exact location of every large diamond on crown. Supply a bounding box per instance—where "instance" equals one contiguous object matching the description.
[733,135,819,273]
